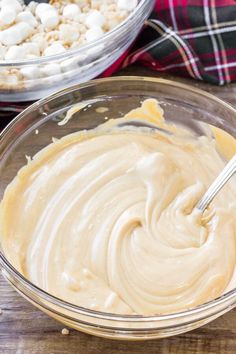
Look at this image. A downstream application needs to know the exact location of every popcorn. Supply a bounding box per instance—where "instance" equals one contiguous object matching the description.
[61,328,69,335]
[62,4,80,20]
[59,24,80,43]
[6,74,19,85]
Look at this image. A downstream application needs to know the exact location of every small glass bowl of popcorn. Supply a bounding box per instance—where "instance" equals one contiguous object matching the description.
[0,0,154,102]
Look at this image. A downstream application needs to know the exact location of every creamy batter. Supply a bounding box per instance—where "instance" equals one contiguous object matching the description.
[1,99,236,315]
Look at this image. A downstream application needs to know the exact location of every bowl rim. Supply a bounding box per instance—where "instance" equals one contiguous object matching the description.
[1,75,236,323]
[0,0,153,67]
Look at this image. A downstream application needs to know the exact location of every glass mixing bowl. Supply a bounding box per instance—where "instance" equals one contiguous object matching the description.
[0,0,154,102]
[0,77,236,340]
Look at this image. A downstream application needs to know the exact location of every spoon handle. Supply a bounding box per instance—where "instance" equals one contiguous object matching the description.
[197,154,236,212]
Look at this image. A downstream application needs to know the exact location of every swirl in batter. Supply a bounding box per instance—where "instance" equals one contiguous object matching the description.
[1,99,236,315]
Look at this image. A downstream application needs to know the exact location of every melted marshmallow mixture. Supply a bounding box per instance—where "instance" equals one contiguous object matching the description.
[1,99,236,315]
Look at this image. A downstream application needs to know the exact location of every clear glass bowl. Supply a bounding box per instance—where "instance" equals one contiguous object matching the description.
[0,0,154,102]
[0,77,236,340]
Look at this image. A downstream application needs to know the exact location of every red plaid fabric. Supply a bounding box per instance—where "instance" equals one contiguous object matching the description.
[104,0,236,85]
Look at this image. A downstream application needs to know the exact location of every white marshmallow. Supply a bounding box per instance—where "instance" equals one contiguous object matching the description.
[35,3,59,29]
[73,53,88,64]
[5,45,26,60]
[62,4,80,20]
[20,66,41,79]
[35,3,54,17]
[40,10,59,30]
[27,1,38,15]
[0,6,17,25]
[117,0,138,11]
[0,22,33,46]
[0,0,22,13]
[16,11,38,28]
[30,33,47,52]
[43,42,66,56]
[22,42,40,56]
[86,43,104,57]
[85,26,104,42]
[85,10,105,29]
[26,54,38,59]
[60,57,78,72]
[59,24,80,43]
[41,63,61,76]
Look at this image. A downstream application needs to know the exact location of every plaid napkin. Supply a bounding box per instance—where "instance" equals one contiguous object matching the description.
[104,0,236,85]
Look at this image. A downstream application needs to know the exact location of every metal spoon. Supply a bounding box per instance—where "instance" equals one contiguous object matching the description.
[196,154,236,212]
